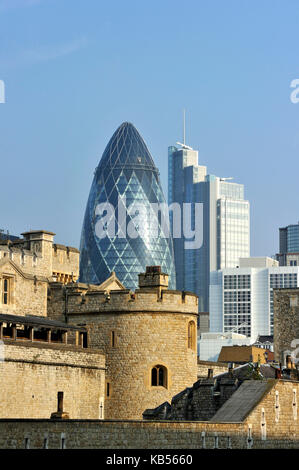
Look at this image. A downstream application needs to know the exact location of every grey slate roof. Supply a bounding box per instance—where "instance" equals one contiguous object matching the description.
[210,379,275,423]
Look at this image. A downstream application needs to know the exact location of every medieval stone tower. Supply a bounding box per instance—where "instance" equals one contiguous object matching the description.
[50,266,198,420]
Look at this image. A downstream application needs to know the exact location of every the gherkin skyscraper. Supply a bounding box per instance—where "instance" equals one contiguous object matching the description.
[79,122,176,290]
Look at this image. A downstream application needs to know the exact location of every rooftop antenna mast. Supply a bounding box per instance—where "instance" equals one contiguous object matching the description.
[183,108,186,146]
[176,109,193,150]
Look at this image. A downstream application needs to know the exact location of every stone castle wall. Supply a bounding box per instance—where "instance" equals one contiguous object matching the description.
[45,274,199,421]
[273,288,299,363]
[67,310,198,420]
[0,261,48,317]
[65,288,198,315]
[197,360,228,379]
[52,245,79,282]
[0,230,80,318]
[245,379,299,446]
[0,341,105,420]
[1,379,299,449]
[0,231,79,281]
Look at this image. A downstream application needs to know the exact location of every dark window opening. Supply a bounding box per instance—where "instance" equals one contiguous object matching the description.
[3,278,9,304]
[151,365,167,388]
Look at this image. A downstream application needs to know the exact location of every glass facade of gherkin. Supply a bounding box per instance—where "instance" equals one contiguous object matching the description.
[79,122,176,290]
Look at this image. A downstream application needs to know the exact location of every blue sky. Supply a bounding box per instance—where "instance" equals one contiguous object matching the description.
[1,0,299,256]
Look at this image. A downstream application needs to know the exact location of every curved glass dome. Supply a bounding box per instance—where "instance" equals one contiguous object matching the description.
[79,122,176,290]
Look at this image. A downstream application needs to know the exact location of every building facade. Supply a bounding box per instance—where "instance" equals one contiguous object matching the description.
[0,230,79,317]
[0,228,198,421]
[274,287,299,365]
[80,122,176,291]
[168,144,250,312]
[198,332,251,362]
[277,222,299,267]
[210,257,299,341]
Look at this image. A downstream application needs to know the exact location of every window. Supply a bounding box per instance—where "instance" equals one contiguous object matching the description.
[188,321,196,350]
[151,365,167,388]
[111,330,116,347]
[2,277,10,305]
[106,382,111,398]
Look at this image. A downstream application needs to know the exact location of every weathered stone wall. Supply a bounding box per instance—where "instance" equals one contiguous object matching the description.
[68,310,198,420]
[0,230,80,318]
[273,288,299,363]
[245,379,299,448]
[197,360,228,379]
[0,413,298,449]
[0,262,48,317]
[46,283,67,322]
[0,341,105,420]
[0,420,248,449]
[0,231,79,281]
[46,273,199,421]
[65,288,198,315]
[52,245,79,282]
[1,380,299,449]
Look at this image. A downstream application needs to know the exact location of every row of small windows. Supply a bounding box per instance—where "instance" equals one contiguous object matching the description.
[270,274,297,288]
[224,315,251,326]
[224,291,251,302]
[224,303,251,314]
[224,275,251,289]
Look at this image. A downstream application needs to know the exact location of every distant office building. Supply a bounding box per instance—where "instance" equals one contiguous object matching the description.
[198,312,209,335]
[168,143,250,311]
[198,332,251,362]
[277,222,299,266]
[210,257,299,341]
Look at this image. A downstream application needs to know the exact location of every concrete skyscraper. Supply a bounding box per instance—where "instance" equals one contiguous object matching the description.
[168,140,250,312]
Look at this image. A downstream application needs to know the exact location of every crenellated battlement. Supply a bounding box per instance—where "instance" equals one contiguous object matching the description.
[47,266,198,319]
[0,230,79,281]
[67,287,197,315]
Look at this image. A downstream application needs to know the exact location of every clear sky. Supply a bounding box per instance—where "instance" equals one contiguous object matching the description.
[1,0,299,256]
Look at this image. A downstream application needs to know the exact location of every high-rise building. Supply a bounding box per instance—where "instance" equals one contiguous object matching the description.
[277,222,299,266]
[210,257,299,340]
[168,144,250,312]
[80,122,176,290]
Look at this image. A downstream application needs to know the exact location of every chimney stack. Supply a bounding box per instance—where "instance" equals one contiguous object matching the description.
[50,391,69,420]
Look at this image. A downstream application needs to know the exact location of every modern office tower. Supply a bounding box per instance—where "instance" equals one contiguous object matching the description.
[168,144,250,312]
[80,122,176,290]
[209,257,299,341]
[276,222,299,266]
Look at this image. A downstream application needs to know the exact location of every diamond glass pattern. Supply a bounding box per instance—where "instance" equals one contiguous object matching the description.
[79,122,176,290]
